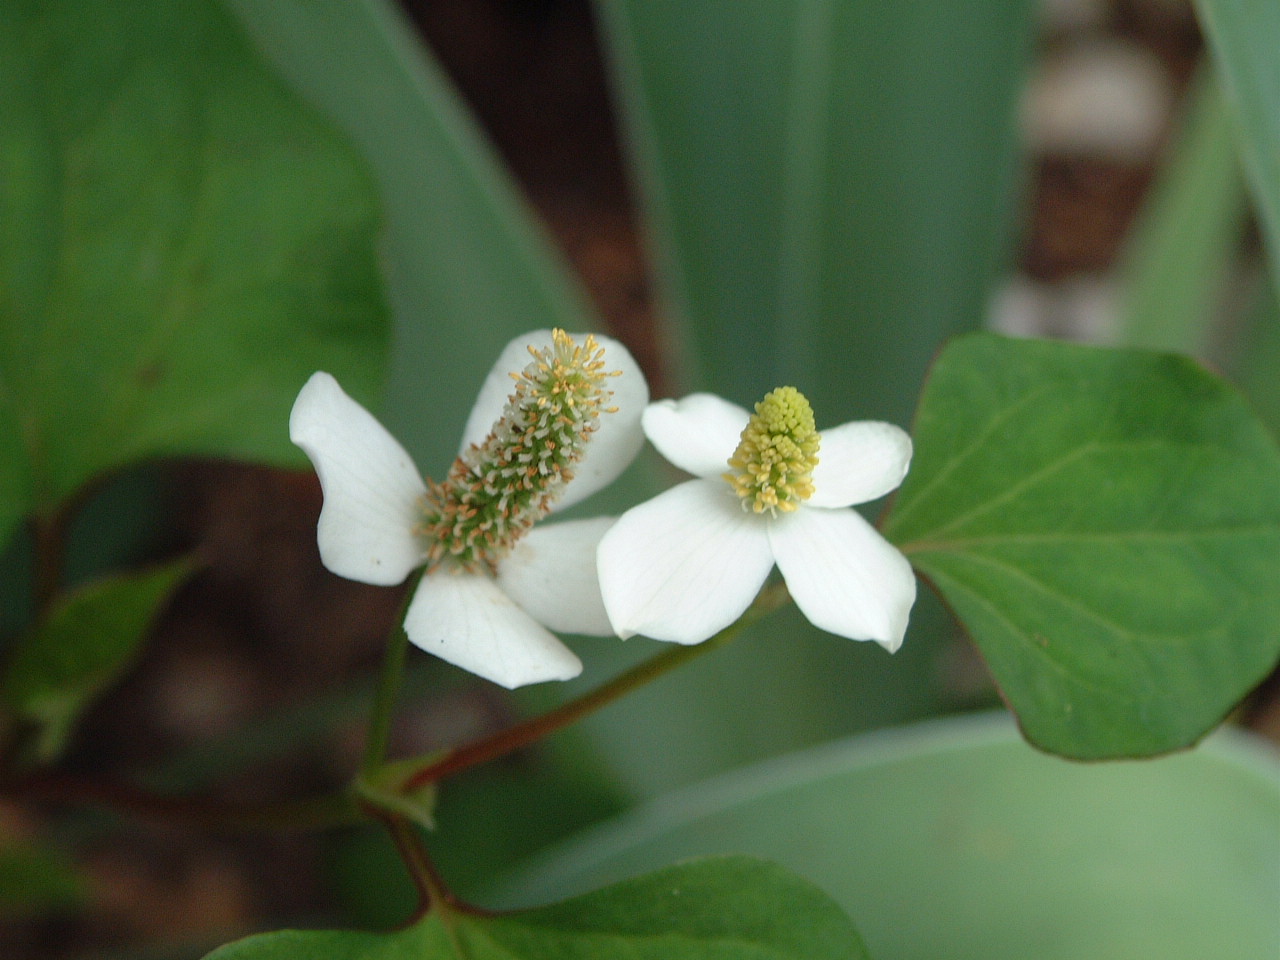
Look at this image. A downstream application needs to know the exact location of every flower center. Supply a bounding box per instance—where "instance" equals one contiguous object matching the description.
[724,386,820,515]
[420,330,620,572]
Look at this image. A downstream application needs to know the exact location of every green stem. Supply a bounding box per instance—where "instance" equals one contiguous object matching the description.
[403,582,790,792]
[362,572,422,778]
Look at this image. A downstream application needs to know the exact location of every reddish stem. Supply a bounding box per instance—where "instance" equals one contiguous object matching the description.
[403,582,789,792]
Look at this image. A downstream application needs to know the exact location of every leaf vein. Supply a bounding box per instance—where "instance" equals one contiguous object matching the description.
[888,385,1053,533]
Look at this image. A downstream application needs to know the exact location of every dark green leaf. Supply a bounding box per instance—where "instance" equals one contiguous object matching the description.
[0,0,388,541]
[884,333,1280,758]
[206,856,867,960]
[510,715,1280,960]
[204,923,449,960]
[4,559,192,759]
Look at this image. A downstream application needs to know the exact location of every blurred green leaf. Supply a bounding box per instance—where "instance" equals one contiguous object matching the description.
[208,856,868,960]
[510,716,1280,960]
[565,0,1033,796]
[325,826,418,933]
[0,843,85,919]
[0,419,24,576]
[1115,67,1248,354]
[0,526,34,648]
[429,736,630,902]
[1195,0,1280,302]
[0,465,176,652]
[597,0,1034,422]
[61,464,177,588]
[4,558,191,760]
[222,0,599,472]
[884,333,1280,758]
[0,0,388,545]
[1231,278,1280,435]
[544,591,963,797]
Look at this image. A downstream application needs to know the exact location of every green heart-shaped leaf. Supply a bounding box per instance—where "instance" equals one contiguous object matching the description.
[885,333,1280,758]
[204,856,867,959]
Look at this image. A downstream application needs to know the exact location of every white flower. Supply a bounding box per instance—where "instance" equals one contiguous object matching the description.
[290,330,649,688]
[597,389,916,650]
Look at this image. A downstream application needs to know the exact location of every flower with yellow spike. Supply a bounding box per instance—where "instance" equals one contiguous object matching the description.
[290,330,648,688]
[597,389,915,650]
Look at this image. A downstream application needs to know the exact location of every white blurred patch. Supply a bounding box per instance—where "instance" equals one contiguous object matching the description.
[1024,40,1174,163]
[989,273,1118,342]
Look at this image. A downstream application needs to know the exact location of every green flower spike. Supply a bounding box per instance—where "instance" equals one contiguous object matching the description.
[420,330,621,572]
[724,386,821,515]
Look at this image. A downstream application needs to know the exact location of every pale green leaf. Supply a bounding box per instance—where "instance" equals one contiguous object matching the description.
[1195,0,1280,302]
[1115,67,1248,354]
[597,0,1034,423]
[511,715,1280,960]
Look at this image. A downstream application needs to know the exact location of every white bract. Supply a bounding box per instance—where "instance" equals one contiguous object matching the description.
[597,389,916,650]
[290,330,648,688]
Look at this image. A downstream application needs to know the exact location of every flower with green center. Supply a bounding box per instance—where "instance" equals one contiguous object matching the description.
[289,330,648,688]
[597,391,915,649]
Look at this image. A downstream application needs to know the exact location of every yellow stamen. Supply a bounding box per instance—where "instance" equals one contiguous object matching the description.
[723,386,820,516]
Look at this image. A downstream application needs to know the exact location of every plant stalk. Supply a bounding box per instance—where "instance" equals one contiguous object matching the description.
[403,581,789,791]
[361,572,422,778]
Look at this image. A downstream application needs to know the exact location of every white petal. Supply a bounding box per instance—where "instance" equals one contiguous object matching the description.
[497,517,615,636]
[404,570,582,688]
[458,330,649,511]
[597,479,775,644]
[809,421,913,508]
[641,394,750,478]
[768,506,916,652]
[289,372,426,586]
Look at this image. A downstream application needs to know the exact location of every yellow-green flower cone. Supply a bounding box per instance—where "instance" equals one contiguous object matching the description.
[724,386,821,515]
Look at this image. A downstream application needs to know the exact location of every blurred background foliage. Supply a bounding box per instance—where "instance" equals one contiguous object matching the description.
[0,0,1278,957]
